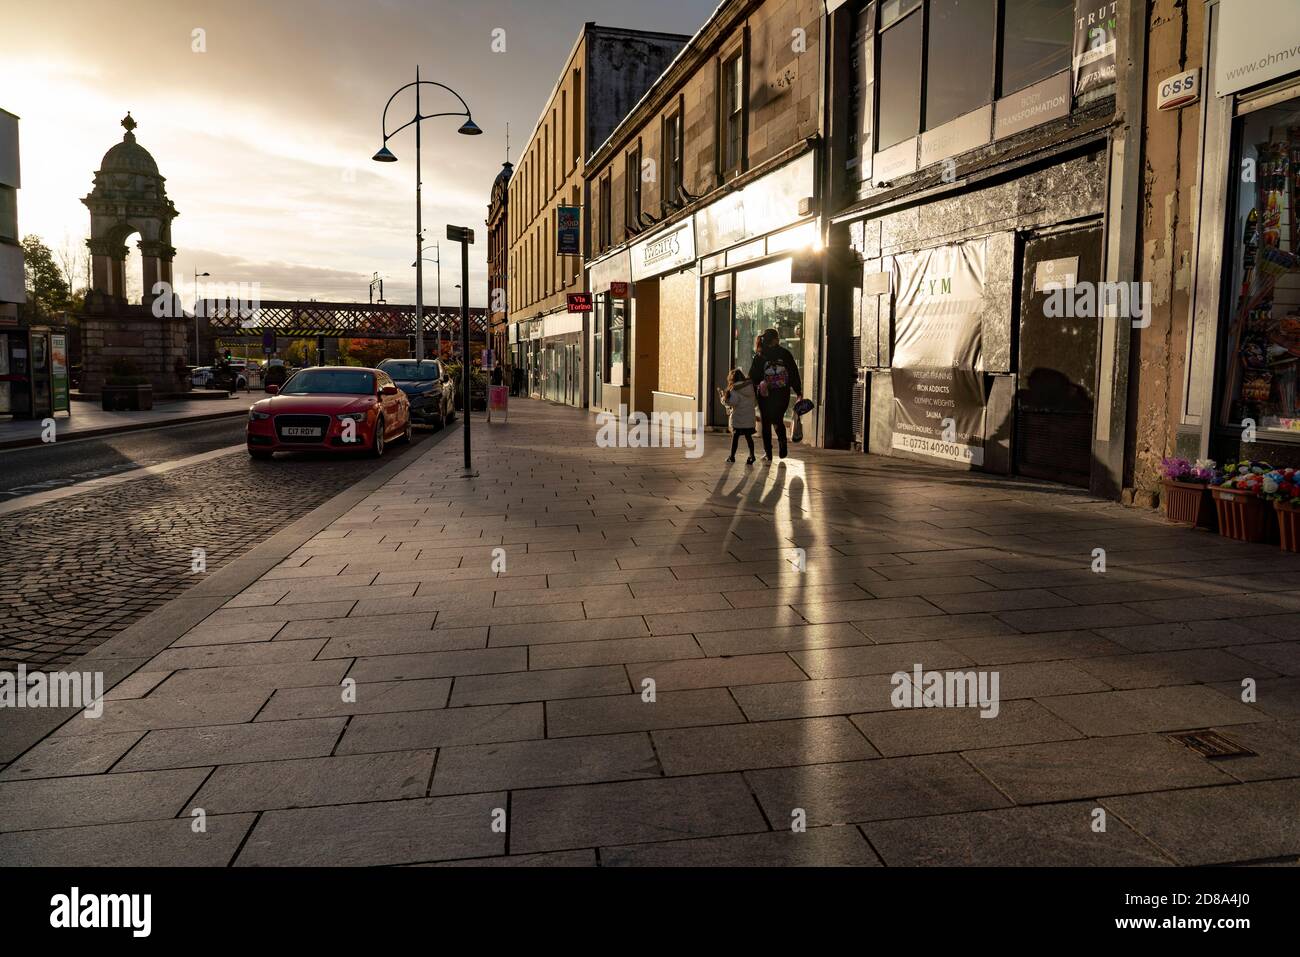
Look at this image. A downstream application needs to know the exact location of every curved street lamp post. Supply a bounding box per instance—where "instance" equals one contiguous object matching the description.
[373,67,480,364]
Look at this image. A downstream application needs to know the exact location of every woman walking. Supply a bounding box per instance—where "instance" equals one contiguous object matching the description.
[747,328,802,461]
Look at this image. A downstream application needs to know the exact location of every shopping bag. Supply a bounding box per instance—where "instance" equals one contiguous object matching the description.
[791,414,804,444]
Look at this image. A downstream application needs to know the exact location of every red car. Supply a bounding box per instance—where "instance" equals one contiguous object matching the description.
[246,366,411,460]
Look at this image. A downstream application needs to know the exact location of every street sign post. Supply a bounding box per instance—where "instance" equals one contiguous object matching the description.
[447,224,476,475]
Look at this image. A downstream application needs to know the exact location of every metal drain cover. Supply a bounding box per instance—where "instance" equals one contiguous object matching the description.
[1171,730,1257,759]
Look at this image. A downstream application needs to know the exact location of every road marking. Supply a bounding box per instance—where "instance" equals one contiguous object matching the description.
[0,444,247,517]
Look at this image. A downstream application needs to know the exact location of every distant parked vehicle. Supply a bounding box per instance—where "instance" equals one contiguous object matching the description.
[192,365,248,391]
[377,358,456,428]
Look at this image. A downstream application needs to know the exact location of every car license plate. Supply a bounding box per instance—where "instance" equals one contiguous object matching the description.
[282,426,321,437]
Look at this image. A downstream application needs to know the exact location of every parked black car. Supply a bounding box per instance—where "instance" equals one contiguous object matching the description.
[377,358,456,428]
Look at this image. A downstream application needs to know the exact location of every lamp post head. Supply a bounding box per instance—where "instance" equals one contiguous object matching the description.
[372,145,398,162]
[457,117,482,136]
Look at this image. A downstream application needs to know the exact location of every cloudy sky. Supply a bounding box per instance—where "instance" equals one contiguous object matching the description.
[0,0,716,306]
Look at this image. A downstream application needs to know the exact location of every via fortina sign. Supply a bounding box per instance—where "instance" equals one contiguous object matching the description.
[631,220,695,282]
[1215,0,1300,97]
[566,292,593,313]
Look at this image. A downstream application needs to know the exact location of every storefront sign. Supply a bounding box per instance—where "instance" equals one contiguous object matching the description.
[862,270,891,296]
[872,137,918,186]
[1072,0,1118,96]
[631,220,695,281]
[51,333,69,413]
[993,71,1071,140]
[890,241,987,466]
[919,105,992,169]
[1034,257,1079,292]
[557,205,581,256]
[566,292,593,313]
[1157,68,1200,110]
[610,281,629,298]
[695,153,816,257]
[1215,0,1300,97]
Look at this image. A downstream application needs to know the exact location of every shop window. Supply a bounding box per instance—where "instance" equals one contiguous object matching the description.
[999,0,1072,95]
[625,147,641,234]
[879,0,920,29]
[924,0,995,131]
[599,175,612,253]
[0,186,15,241]
[1222,104,1300,437]
[848,3,875,177]
[605,293,627,386]
[663,111,684,210]
[733,259,809,423]
[876,2,922,149]
[720,49,746,179]
[572,69,582,168]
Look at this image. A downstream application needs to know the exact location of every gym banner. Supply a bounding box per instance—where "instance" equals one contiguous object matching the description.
[1072,0,1118,96]
[890,240,986,467]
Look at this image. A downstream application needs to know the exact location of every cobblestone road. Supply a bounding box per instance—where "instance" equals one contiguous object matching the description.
[0,434,433,671]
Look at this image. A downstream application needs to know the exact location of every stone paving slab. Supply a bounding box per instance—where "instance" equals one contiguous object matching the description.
[5,400,1298,866]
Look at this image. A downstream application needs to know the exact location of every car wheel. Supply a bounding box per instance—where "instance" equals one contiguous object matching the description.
[370,417,386,458]
[248,447,272,460]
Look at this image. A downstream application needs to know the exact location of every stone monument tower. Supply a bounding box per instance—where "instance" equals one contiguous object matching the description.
[79,113,190,396]
[83,112,178,303]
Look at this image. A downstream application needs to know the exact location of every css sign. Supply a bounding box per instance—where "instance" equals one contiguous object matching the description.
[1157,69,1200,111]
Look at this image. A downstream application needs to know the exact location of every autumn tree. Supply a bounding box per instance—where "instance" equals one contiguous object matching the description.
[21,235,71,318]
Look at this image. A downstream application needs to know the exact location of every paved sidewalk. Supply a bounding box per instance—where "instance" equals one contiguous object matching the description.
[0,395,250,449]
[2,400,1298,866]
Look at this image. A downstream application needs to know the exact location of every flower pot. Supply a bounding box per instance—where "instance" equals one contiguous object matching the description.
[1162,480,1217,530]
[1211,487,1277,544]
[1277,501,1300,553]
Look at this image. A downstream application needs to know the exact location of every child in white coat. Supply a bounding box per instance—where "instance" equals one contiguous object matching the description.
[720,368,757,464]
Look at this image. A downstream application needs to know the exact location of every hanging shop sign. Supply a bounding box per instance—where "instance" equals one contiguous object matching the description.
[890,240,987,467]
[630,219,695,281]
[557,205,581,256]
[566,292,594,313]
[1157,68,1200,111]
[1072,0,1118,97]
[1215,0,1300,97]
[610,281,629,298]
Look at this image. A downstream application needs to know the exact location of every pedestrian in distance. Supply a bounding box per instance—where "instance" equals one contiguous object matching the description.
[747,328,802,461]
[719,368,756,465]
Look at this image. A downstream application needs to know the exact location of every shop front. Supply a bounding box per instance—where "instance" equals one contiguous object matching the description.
[510,313,585,408]
[831,0,1118,486]
[695,151,823,438]
[1182,0,1300,469]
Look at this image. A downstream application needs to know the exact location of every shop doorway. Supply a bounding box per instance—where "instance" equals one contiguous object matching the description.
[709,294,732,426]
[1014,224,1103,487]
